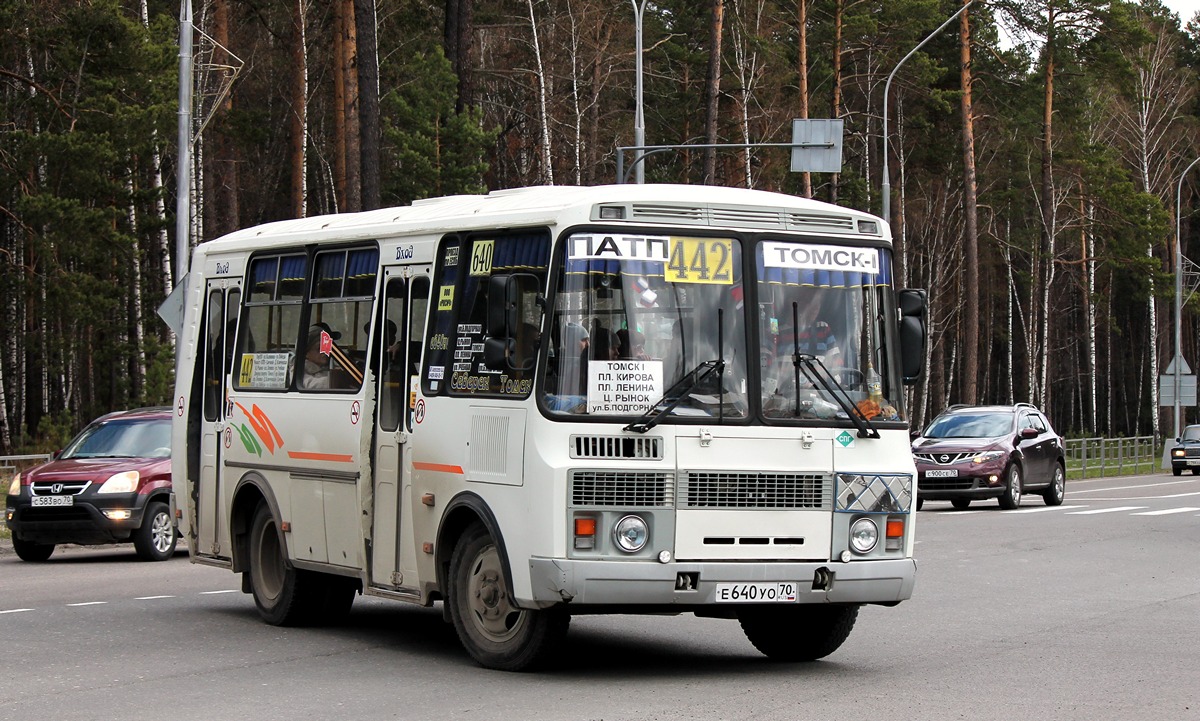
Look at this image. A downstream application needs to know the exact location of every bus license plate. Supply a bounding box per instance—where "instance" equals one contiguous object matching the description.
[31,495,73,507]
[714,583,798,603]
[926,469,958,477]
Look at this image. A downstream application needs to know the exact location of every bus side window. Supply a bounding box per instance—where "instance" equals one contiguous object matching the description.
[203,290,225,421]
[407,277,429,430]
[379,278,406,432]
[306,247,378,392]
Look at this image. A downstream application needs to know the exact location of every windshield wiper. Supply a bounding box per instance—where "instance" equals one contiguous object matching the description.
[624,359,725,434]
[794,353,880,439]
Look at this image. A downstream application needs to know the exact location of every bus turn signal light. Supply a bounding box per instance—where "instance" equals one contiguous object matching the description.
[574,517,596,550]
[886,519,904,538]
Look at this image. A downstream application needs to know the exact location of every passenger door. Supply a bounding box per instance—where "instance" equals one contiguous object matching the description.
[1017,410,1050,484]
[197,280,241,559]
[369,269,429,590]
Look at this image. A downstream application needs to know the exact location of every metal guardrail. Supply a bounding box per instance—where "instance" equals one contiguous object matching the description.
[1064,436,1158,479]
[0,453,53,478]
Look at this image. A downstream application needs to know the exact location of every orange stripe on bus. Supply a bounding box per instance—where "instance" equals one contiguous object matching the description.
[412,461,465,475]
[286,451,355,463]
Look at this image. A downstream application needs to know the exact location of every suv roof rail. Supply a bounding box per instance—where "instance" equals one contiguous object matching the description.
[947,403,971,410]
[1014,402,1037,411]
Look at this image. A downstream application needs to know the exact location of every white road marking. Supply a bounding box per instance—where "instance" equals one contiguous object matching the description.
[1071,479,1200,494]
[200,589,238,595]
[135,595,176,600]
[0,608,33,615]
[1065,506,1148,515]
[66,601,107,607]
[1083,491,1200,501]
[1005,505,1087,513]
[1130,507,1200,516]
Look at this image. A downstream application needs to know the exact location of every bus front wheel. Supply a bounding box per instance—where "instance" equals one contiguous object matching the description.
[447,523,569,671]
[738,604,859,661]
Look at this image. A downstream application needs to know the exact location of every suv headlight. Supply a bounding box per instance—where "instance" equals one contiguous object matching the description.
[98,471,139,493]
[6,472,19,496]
[972,451,1005,464]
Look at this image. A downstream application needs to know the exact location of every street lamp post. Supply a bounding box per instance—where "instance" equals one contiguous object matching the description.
[175,0,193,286]
[1173,157,1200,441]
[881,1,974,225]
[631,0,647,185]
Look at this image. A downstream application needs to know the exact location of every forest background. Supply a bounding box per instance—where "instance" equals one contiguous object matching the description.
[1,0,1199,452]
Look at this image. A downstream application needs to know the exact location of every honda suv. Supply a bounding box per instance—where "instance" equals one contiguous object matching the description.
[911,403,1066,510]
[5,407,176,562]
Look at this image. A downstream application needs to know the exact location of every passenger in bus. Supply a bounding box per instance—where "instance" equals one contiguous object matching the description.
[775,287,840,364]
[301,323,340,389]
[616,328,649,360]
[590,325,620,362]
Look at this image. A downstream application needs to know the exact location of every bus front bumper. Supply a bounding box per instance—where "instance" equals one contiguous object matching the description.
[527,557,916,607]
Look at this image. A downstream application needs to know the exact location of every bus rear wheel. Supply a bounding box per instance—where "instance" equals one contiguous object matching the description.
[738,604,859,662]
[447,523,569,671]
[248,503,322,626]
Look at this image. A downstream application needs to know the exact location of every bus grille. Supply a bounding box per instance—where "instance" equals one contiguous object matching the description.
[569,471,674,507]
[680,471,831,510]
[570,435,663,460]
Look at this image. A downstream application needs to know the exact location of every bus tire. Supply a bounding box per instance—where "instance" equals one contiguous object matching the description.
[447,523,569,671]
[318,574,359,622]
[738,604,858,662]
[248,503,319,626]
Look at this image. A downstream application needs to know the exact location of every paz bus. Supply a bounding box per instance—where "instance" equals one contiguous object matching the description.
[170,184,927,671]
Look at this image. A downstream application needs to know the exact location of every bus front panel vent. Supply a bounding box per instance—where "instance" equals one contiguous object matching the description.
[680,471,832,510]
[569,470,674,508]
[570,435,663,460]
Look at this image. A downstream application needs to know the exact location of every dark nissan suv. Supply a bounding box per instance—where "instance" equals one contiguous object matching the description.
[911,403,1066,510]
[5,407,176,562]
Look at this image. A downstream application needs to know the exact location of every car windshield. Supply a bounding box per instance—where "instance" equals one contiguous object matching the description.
[1183,427,1200,442]
[60,418,171,459]
[923,412,1013,439]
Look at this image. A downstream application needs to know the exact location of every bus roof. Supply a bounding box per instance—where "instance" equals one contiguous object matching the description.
[201,184,887,251]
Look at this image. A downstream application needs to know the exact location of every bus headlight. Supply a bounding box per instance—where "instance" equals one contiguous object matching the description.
[849,518,879,554]
[613,515,649,553]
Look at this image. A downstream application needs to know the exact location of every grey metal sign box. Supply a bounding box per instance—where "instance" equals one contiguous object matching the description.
[790,119,844,173]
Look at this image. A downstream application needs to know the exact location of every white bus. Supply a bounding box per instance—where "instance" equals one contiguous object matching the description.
[171,184,927,671]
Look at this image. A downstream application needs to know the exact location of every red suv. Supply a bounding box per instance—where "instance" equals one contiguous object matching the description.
[911,403,1066,510]
[5,407,176,562]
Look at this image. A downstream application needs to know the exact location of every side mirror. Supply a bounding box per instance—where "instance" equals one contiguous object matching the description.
[487,275,520,339]
[1019,427,1039,440]
[897,289,927,385]
[484,273,542,372]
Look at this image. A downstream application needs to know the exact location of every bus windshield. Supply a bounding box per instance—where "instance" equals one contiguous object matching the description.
[755,240,903,423]
[544,232,749,419]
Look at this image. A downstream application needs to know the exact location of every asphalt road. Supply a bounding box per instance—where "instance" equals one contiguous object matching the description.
[2,473,1198,721]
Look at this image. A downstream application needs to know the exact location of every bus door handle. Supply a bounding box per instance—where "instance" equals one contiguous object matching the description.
[398,430,409,444]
